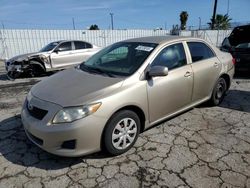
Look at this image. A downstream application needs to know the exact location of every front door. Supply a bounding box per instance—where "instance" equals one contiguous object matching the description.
[50,41,74,68]
[147,42,193,123]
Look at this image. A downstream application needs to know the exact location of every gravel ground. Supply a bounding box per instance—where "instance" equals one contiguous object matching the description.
[0,60,250,188]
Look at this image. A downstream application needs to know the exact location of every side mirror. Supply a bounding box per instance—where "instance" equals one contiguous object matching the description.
[147,66,168,78]
[54,48,63,53]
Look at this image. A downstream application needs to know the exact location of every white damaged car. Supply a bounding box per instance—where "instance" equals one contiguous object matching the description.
[5,40,101,79]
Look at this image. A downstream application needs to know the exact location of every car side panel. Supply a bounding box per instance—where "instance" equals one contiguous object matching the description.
[147,65,193,123]
[190,57,222,102]
[70,48,100,64]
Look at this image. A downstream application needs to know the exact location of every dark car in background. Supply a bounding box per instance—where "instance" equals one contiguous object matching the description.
[221,24,250,73]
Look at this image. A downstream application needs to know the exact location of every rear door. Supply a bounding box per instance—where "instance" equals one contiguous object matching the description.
[72,41,97,63]
[147,42,193,123]
[186,41,222,102]
[50,41,74,68]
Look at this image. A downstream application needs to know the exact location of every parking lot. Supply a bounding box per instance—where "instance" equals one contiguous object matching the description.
[0,61,250,188]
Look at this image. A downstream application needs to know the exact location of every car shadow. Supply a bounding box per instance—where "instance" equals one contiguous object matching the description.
[197,89,250,113]
[0,73,8,81]
[220,89,250,113]
[0,71,58,81]
[234,71,250,79]
[0,115,111,170]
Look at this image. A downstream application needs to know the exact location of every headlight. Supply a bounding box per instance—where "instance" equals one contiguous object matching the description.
[26,91,32,102]
[52,103,101,124]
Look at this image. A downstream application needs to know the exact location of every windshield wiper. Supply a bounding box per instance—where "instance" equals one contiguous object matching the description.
[79,64,115,77]
[89,67,115,77]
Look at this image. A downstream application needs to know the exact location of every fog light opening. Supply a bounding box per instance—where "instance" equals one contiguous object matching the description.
[61,140,76,150]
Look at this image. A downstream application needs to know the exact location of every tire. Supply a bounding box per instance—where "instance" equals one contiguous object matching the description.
[7,71,21,80]
[29,61,45,77]
[103,110,141,156]
[209,77,227,106]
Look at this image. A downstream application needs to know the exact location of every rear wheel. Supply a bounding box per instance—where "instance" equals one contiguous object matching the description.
[103,110,140,155]
[209,77,227,106]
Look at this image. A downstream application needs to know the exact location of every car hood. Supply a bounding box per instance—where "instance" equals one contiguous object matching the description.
[8,52,49,62]
[31,68,124,107]
[228,25,250,46]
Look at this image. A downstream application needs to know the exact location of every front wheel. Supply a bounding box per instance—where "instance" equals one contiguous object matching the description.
[7,71,21,80]
[28,61,45,77]
[209,77,227,106]
[103,110,140,156]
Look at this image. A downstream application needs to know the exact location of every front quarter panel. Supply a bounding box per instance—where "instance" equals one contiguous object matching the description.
[93,74,149,129]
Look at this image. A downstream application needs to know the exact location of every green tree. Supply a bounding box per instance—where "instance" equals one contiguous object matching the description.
[180,11,189,30]
[89,24,99,30]
[208,14,232,30]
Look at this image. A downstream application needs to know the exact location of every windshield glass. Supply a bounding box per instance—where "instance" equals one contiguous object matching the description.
[39,42,60,52]
[80,42,157,77]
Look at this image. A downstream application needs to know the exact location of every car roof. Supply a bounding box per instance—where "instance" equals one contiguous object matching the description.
[52,40,90,43]
[229,24,250,46]
[123,35,198,44]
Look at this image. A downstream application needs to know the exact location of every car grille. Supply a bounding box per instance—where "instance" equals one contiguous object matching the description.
[26,102,48,120]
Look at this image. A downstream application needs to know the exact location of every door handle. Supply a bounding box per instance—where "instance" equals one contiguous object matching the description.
[184,71,192,77]
[214,62,219,67]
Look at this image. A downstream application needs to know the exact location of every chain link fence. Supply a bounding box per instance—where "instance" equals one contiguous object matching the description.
[0,29,234,60]
[0,29,170,60]
[179,30,232,47]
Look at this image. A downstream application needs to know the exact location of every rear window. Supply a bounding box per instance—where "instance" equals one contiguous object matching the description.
[229,25,250,46]
[187,42,215,62]
[74,41,92,50]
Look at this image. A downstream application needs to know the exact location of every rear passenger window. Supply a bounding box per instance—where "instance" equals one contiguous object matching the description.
[151,43,187,70]
[85,42,92,48]
[74,41,93,50]
[187,42,215,62]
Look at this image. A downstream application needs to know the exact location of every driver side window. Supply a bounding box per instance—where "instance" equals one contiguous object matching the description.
[151,43,187,70]
[57,42,72,52]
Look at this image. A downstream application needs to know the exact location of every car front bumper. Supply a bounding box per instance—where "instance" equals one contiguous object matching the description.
[21,97,108,157]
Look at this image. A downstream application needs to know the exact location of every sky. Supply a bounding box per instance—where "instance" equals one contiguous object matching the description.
[0,0,250,30]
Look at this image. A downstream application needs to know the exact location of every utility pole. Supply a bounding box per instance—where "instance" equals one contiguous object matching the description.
[211,0,218,30]
[227,0,230,15]
[110,13,114,30]
[72,18,75,30]
[199,17,201,30]
[1,21,5,30]
[164,22,167,30]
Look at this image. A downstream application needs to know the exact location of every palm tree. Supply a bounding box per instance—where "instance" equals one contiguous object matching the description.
[180,11,189,30]
[208,14,232,30]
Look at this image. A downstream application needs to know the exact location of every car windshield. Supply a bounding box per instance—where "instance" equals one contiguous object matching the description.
[39,42,60,52]
[79,42,157,77]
